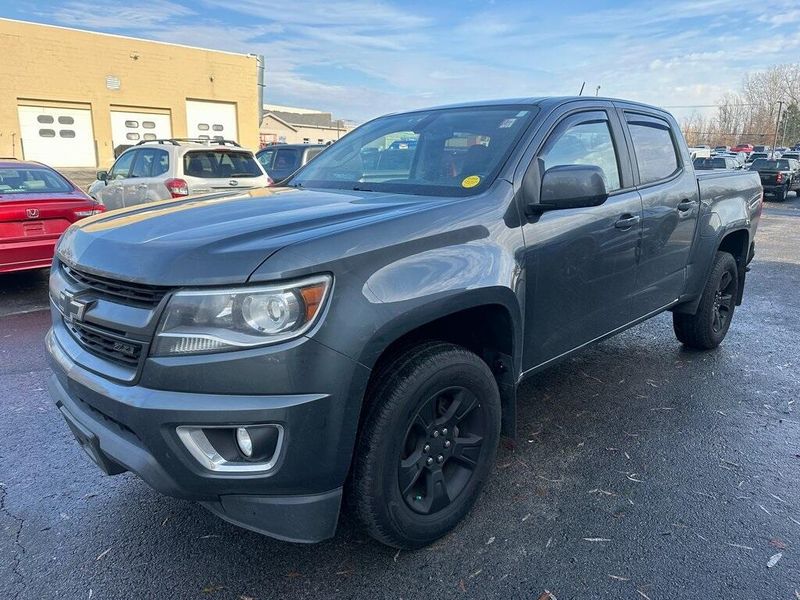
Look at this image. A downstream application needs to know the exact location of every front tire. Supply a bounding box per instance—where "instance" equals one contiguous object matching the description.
[673,251,739,350]
[349,342,501,548]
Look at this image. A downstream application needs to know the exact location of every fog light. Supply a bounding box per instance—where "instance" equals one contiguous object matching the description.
[236,427,253,457]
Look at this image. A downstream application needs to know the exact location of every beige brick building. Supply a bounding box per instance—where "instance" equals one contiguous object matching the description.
[259,103,356,146]
[0,18,261,168]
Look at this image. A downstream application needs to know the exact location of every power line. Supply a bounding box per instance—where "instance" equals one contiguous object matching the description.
[660,103,762,109]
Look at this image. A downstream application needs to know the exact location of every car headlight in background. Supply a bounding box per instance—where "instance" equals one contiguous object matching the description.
[152,274,332,356]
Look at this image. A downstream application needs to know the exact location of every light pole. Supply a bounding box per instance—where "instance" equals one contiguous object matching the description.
[595,85,601,97]
[772,101,784,156]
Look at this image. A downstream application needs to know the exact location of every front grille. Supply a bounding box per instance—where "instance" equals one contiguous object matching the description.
[64,319,143,367]
[62,264,169,306]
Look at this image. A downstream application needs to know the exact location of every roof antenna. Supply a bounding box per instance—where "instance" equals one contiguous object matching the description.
[578,81,586,96]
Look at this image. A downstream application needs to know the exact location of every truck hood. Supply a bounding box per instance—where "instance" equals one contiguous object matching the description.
[57,187,430,285]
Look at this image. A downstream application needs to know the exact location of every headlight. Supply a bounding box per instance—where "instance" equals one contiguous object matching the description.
[152,275,332,356]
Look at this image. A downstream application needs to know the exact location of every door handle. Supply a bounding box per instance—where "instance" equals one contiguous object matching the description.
[614,214,640,229]
[136,184,148,189]
[677,198,696,212]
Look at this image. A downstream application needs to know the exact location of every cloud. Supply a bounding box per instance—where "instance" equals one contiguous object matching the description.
[15,0,800,123]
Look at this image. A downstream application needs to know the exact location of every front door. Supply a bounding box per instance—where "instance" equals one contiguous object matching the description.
[96,150,136,210]
[520,108,643,370]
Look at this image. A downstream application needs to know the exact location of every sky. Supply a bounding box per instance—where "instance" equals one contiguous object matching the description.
[3,0,800,123]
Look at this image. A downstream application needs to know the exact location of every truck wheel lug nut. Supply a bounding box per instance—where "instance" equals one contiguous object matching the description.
[426,457,434,466]
[423,444,430,453]
[433,430,439,438]
[442,428,448,435]
[436,455,444,463]
[444,440,451,448]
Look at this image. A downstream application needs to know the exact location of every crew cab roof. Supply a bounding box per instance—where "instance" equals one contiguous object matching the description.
[392,96,673,117]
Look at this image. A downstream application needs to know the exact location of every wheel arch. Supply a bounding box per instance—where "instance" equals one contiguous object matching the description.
[357,288,522,437]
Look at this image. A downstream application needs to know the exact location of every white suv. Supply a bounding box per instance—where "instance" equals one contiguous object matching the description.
[88,139,272,210]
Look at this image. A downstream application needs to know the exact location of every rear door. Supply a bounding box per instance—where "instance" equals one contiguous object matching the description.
[126,147,171,206]
[619,108,700,314]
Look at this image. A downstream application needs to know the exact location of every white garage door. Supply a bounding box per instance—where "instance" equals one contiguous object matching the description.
[18,105,96,168]
[186,100,238,142]
[110,111,172,151]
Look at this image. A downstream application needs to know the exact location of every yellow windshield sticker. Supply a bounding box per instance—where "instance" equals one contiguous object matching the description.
[461,175,481,188]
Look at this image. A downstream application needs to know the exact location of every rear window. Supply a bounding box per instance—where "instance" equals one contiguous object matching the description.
[752,159,788,170]
[183,150,263,178]
[0,166,72,196]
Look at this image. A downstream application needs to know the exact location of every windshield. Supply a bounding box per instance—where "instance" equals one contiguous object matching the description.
[752,159,788,170]
[183,150,263,179]
[0,166,72,196]
[287,105,539,196]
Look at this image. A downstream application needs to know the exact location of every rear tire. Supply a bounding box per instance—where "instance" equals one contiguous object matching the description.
[673,251,738,350]
[349,342,501,548]
[775,185,787,202]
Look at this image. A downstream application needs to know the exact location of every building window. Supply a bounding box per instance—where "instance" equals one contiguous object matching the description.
[142,121,156,129]
[212,135,224,141]
[39,129,55,137]
[126,132,140,140]
[58,116,74,125]
[125,120,139,128]
[318,139,323,144]
[198,135,210,140]
[212,124,224,131]
[197,123,209,131]
[59,130,76,138]
[37,115,54,124]
[143,133,157,140]
[303,138,309,144]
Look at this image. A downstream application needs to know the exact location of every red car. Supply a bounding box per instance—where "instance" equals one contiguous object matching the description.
[731,143,754,154]
[0,159,104,273]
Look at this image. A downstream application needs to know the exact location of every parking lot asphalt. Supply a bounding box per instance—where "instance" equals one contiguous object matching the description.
[1,197,799,600]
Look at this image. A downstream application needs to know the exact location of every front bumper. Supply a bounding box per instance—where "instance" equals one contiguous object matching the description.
[46,327,370,543]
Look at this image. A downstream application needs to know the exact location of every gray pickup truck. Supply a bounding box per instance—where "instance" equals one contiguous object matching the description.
[46,97,762,549]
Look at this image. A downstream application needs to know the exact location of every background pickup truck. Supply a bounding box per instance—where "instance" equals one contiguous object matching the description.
[749,157,800,201]
[46,96,762,549]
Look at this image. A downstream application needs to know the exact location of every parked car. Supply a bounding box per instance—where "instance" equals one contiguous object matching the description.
[753,145,771,153]
[693,157,741,170]
[0,159,104,273]
[779,151,800,161]
[713,145,730,154]
[746,151,769,164]
[256,144,325,183]
[46,97,761,549]
[749,157,800,200]
[88,139,272,210]
[689,146,711,159]
[731,143,754,154]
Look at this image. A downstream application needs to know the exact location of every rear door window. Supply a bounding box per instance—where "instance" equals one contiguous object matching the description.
[625,114,680,185]
[183,151,262,178]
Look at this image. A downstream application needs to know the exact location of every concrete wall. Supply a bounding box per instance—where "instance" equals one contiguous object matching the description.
[0,18,260,166]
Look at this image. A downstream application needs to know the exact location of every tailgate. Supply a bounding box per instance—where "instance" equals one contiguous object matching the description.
[758,171,780,186]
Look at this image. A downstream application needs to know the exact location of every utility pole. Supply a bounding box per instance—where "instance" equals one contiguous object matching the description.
[772,101,784,156]
[595,85,601,97]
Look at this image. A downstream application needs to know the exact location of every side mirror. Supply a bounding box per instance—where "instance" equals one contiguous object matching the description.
[531,164,609,213]
[96,170,109,182]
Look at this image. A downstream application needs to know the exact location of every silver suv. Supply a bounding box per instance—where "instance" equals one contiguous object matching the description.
[88,139,272,209]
